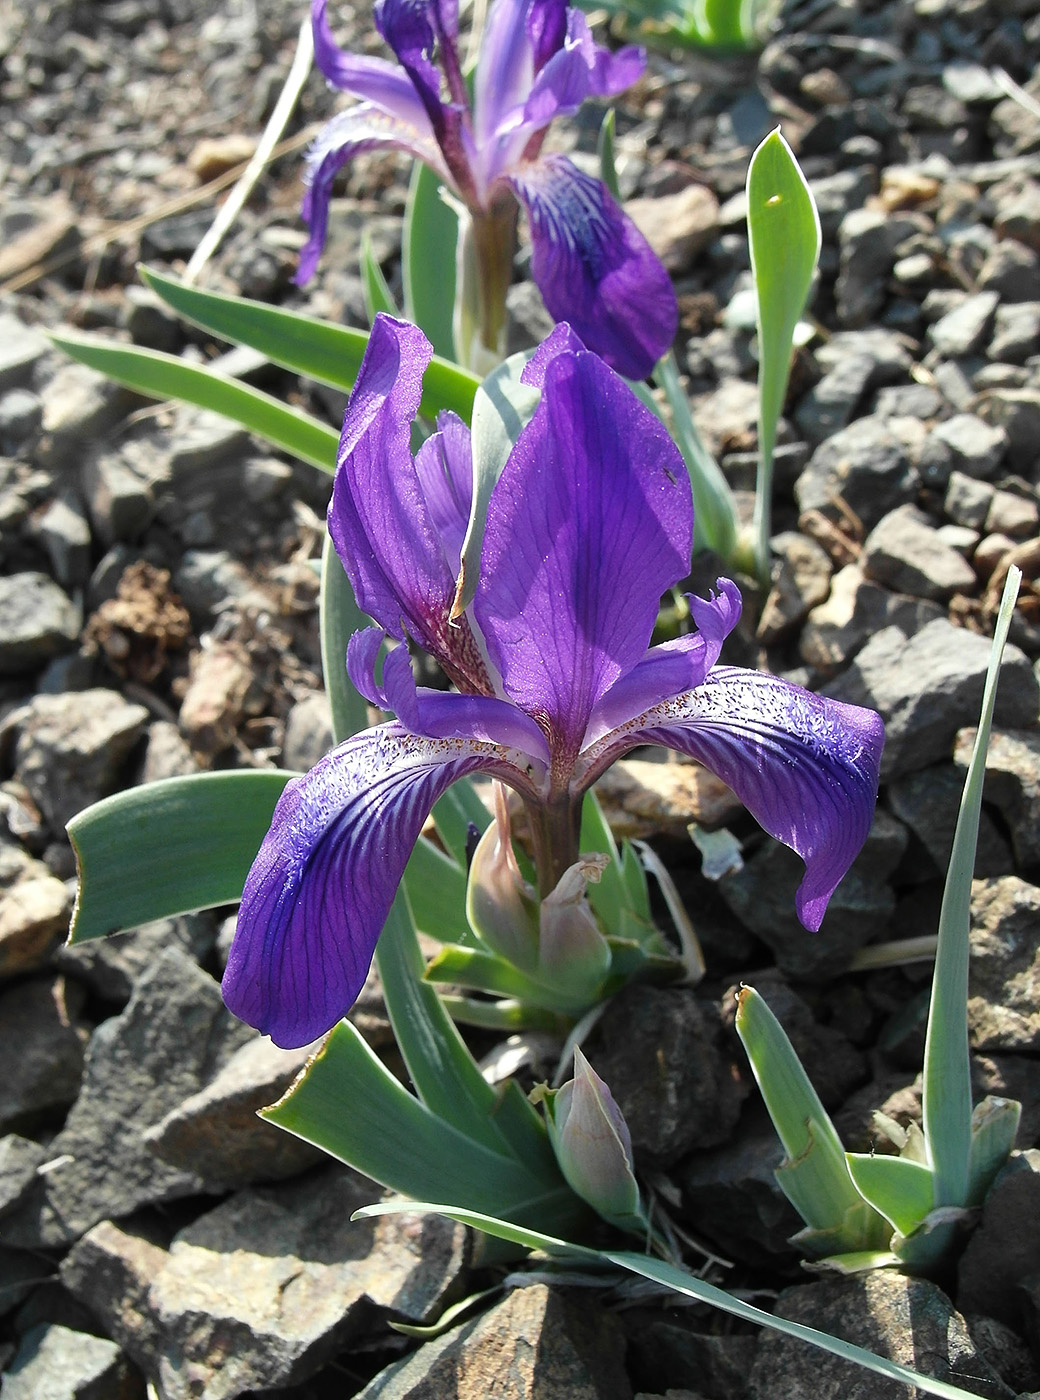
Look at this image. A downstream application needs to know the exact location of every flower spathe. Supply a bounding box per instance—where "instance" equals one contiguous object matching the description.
[297,0,677,378]
[222,316,885,1049]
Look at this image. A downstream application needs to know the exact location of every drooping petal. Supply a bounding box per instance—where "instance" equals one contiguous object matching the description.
[580,668,885,931]
[311,0,434,132]
[412,411,473,574]
[222,722,538,1047]
[585,578,742,742]
[522,12,643,129]
[295,108,449,284]
[475,342,691,768]
[329,316,491,693]
[509,155,678,380]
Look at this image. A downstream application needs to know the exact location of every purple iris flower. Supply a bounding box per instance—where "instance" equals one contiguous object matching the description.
[223,316,884,1049]
[296,0,677,378]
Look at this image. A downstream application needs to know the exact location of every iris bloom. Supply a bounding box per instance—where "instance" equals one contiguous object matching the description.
[223,316,884,1049]
[298,0,677,377]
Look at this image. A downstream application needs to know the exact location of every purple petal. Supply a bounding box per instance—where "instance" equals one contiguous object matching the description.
[329,316,491,693]
[475,343,691,767]
[582,669,885,931]
[311,0,433,131]
[295,108,448,284]
[413,411,473,574]
[522,12,643,128]
[509,155,678,379]
[223,722,534,1046]
[585,578,742,742]
[527,0,568,70]
[473,0,537,156]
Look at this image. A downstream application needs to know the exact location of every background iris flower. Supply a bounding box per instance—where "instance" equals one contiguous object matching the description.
[297,0,678,377]
[223,316,884,1048]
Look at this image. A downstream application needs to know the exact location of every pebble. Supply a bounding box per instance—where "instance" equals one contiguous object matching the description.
[0,976,87,1135]
[55,913,217,1004]
[0,316,50,394]
[0,872,73,980]
[930,413,1008,480]
[0,572,80,675]
[945,469,996,528]
[861,503,977,600]
[795,415,916,531]
[973,387,1040,474]
[799,563,943,674]
[967,877,1040,1051]
[2,1322,140,1400]
[977,237,1040,301]
[626,184,719,274]
[928,290,1000,357]
[986,486,1039,537]
[988,301,1040,362]
[958,1150,1040,1327]
[954,726,1040,870]
[757,531,832,642]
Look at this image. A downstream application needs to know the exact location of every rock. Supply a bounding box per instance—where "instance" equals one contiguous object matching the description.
[930,414,1007,480]
[281,692,334,772]
[144,1035,324,1188]
[137,721,199,783]
[958,1150,1040,1327]
[63,1168,469,1400]
[593,757,742,841]
[835,210,926,327]
[625,1315,756,1400]
[965,1314,1040,1396]
[0,203,81,284]
[0,1245,49,1321]
[795,416,916,533]
[809,169,876,239]
[989,301,1040,363]
[799,565,943,675]
[937,523,979,555]
[748,1271,1010,1399]
[1,1322,141,1400]
[35,495,92,589]
[985,488,1038,539]
[0,572,80,675]
[719,810,907,979]
[0,1134,48,1217]
[13,690,150,835]
[967,877,1040,1052]
[177,641,255,757]
[823,619,1039,780]
[0,387,43,454]
[862,504,977,601]
[626,185,719,274]
[2,948,254,1248]
[757,532,832,642]
[954,727,1040,871]
[0,873,73,979]
[815,329,914,384]
[928,290,999,357]
[80,445,156,546]
[188,133,256,181]
[973,1053,1040,1151]
[0,976,87,1134]
[994,179,1040,252]
[356,1282,631,1400]
[55,913,217,1004]
[0,315,50,393]
[945,471,996,529]
[887,764,1012,879]
[173,549,253,623]
[37,363,135,464]
[591,986,745,1168]
[692,377,760,457]
[978,239,1040,302]
[973,388,1040,476]
[794,353,876,445]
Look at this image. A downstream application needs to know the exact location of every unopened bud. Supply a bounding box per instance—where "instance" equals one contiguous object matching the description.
[466,784,539,971]
[538,854,610,996]
[543,1046,646,1231]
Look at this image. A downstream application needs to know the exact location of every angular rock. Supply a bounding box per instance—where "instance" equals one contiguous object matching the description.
[887,764,1012,880]
[38,363,135,462]
[973,1054,1040,1152]
[624,1314,756,1400]
[989,301,1040,363]
[0,873,73,979]
[794,353,876,445]
[968,877,1040,1052]
[930,414,1007,481]
[0,976,87,1134]
[593,757,742,841]
[138,720,199,783]
[959,1151,1040,1327]
[55,913,217,1004]
[945,471,996,529]
[757,531,832,643]
[3,948,253,1248]
[356,1283,631,1400]
[974,388,1040,475]
[2,1322,141,1400]
[748,1271,1010,1399]
[80,446,155,546]
[0,1134,48,1217]
[978,238,1040,302]
[64,1168,468,1400]
[823,620,1039,779]
[282,691,334,772]
[795,416,916,533]
[954,727,1040,870]
[177,641,254,757]
[835,210,925,327]
[862,504,976,601]
[799,565,943,675]
[985,487,1038,539]
[13,689,149,835]
[0,314,50,393]
[0,572,80,675]
[994,179,1040,252]
[928,290,999,357]
[627,185,719,274]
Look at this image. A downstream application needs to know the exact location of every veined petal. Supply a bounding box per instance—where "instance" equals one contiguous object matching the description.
[473,0,537,155]
[295,107,449,284]
[413,411,473,575]
[222,722,537,1047]
[509,155,678,380]
[581,669,884,931]
[311,0,433,132]
[522,12,643,128]
[329,316,491,693]
[585,578,742,742]
[475,342,691,768]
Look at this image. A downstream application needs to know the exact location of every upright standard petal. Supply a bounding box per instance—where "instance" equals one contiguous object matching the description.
[522,12,643,129]
[509,155,678,379]
[311,0,434,132]
[412,411,473,575]
[581,668,884,931]
[329,316,490,692]
[476,343,690,768]
[222,722,537,1047]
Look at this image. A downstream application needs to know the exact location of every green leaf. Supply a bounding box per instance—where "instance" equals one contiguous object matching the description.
[361,232,399,323]
[320,529,372,742]
[452,350,540,615]
[52,332,340,474]
[967,1096,1021,1206]
[923,566,1022,1207]
[67,770,293,941]
[845,1154,934,1238]
[597,109,620,201]
[403,162,459,361]
[356,1203,993,1400]
[746,129,821,582]
[425,944,589,1015]
[701,0,747,46]
[140,265,479,422]
[402,837,471,944]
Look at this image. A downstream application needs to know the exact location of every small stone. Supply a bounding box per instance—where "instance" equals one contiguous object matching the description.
[943,61,1004,104]
[0,1135,48,1217]
[593,757,742,841]
[978,239,1040,302]
[862,504,977,601]
[0,573,80,675]
[799,564,943,675]
[836,210,926,327]
[974,388,1040,475]
[985,487,1038,539]
[794,353,876,445]
[0,387,43,452]
[13,690,149,835]
[958,1151,1040,1327]
[626,185,719,274]
[936,523,979,555]
[0,976,87,1134]
[173,549,252,622]
[989,301,1040,363]
[994,179,1040,252]
[930,414,1007,480]
[757,531,832,642]
[37,363,134,461]
[35,495,92,589]
[795,416,916,532]
[178,642,255,758]
[188,133,256,182]
[823,619,1039,779]
[625,1317,756,1400]
[54,913,217,1004]
[968,878,1040,1052]
[974,533,1017,578]
[282,692,334,772]
[888,765,1012,879]
[945,470,996,529]
[80,447,155,546]
[955,727,1040,870]
[928,290,999,358]
[1,1322,140,1400]
[0,874,73,979]
[879,165,941,210]
[0,315,50,393]
[138,721,198,783]
[808,168,876,239]
[801,68,851,106]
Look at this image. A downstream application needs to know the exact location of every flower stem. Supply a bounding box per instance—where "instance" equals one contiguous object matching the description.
[524,793,583,899]
[455,197,518,373]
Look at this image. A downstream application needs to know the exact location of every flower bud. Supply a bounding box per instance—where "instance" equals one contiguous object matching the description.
[543,1046,647,1232]
[537,854,611,997]
[465,784,540,971]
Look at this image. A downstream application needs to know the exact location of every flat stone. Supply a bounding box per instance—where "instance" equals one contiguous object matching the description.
[930,414,1008,480]
[55,913,217,1004]
[0,976,87,1134]
[626,184,719,274]
[799,565,943,675]
[928,291,999,357]
[2,948,253,1248]
[138,721,199,784]
[0,873,73,979]
[794,353,876,445]
[748,1271,1009,1399]
[959,1151,1040,1328]
[968,877,1040,1052]
[0,572,80,675]
[862,504,977,601]
[80,446,156,547]
[35,495,93,589]
[978,239,1040,302]
[985,488,1038,538]
[795,416,916,532]
[356,1282,631,1400]
[994,179,1040,252]
[823,619,1039,779]
[13,689,149,835]
[954,727,1040,871]
[63,1168,468,1400]
[593,756,742,840]
[144,1034,324,1188]
[2,1322,140,1400]
[38,363,135,460]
